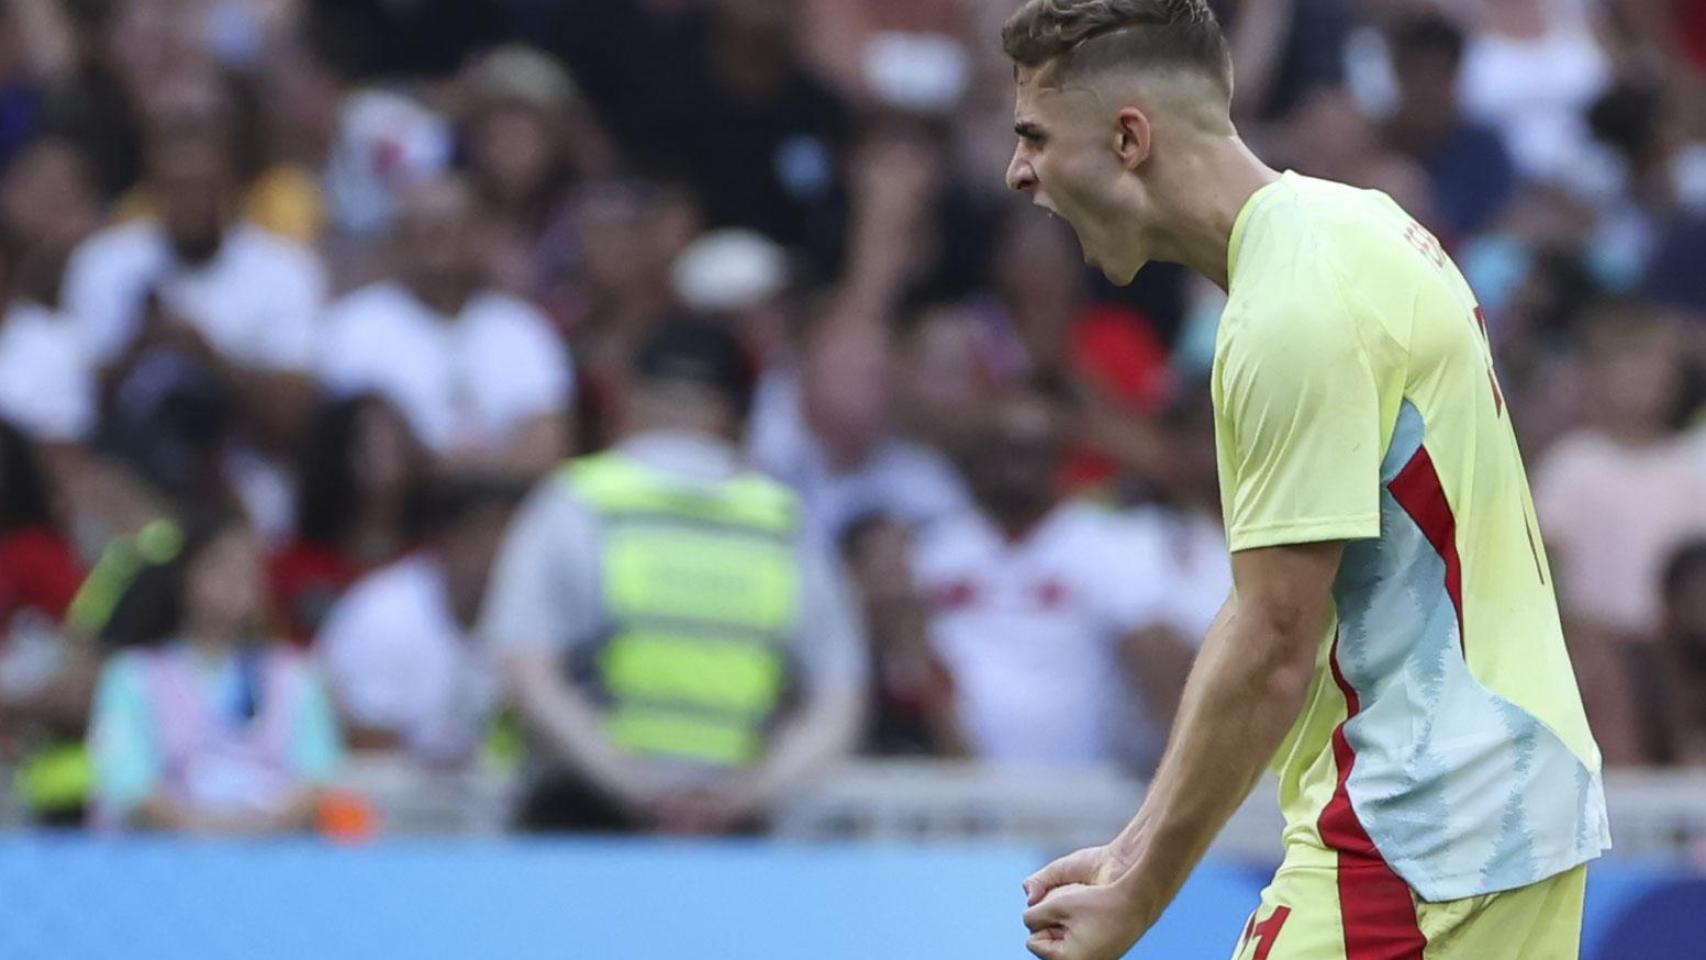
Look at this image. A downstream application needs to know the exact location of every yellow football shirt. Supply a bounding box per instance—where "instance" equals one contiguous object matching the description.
[1212,171,1609,901]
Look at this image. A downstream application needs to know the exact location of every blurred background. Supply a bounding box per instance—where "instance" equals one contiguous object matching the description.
[0,0,1703,957]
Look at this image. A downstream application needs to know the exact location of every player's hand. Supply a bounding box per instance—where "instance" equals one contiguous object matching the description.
[1023,844,1132,904]
[1021,844,1150,960]
[1022,881,1150,960]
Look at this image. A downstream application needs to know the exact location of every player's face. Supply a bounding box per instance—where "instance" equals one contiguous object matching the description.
[1006,70,1147,285]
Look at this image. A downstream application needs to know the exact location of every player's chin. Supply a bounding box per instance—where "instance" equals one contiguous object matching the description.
[1098,258,1143,287]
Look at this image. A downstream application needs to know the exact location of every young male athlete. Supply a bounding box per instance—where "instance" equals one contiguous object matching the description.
[1002,2,1610,959]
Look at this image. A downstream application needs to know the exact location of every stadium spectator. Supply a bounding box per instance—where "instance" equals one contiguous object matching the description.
[458,46,616,310]
[269,395,426,647]
[318,476,519,768]
[1458,0,1612,189]
[0,136,100,257]
[0,418,98,825]
[62,122,326,455]
[909,379,1197,773]
[249,45,343,249]
[1654,540,1706,766]
[748,313,969,545]
[0,136,100,448]
[0,232,95,447]
[1535,306,1706,762]
[0,422,88,746]
[563,175,701,452]
[112,62,326,248]
[893,302,991,465]
[317,176,573,477]
[839,513,966,757]
[483,320,864,834]
[28,0,146,200]
[1536,308,1706,643]
[1382,11,1518,241]
[87,512,342,833]
[1124,389,1235,662]
[987,210,1176,494]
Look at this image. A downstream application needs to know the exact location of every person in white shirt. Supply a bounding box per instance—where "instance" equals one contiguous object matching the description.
[911,378,1198,772]
[318,177,573,478]
[62,127,326,448]
[317,476,521,768]
[0,239,95,445]
[748,316,969,546]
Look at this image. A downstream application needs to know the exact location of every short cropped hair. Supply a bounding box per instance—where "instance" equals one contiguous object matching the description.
[1001,0,1232,94]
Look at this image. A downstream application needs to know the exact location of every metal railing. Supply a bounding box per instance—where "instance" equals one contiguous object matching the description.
[7,759,1704,865]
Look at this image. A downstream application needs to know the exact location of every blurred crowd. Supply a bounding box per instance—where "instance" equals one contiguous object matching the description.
[0,0,1704,838]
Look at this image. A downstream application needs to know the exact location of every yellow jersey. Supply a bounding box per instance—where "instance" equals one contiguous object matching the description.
[1212,171,1610,901]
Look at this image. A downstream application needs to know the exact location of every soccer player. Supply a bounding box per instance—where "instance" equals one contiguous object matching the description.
[1001,3,1610,959]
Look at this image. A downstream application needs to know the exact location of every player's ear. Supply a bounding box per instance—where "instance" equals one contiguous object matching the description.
[1113,107,1152,171]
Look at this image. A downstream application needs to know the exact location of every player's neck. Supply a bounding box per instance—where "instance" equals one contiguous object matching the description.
[1153,138,1279,292]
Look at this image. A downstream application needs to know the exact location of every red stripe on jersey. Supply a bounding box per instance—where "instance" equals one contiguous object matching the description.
[1317,632,1428,960]
[1387,445,1466,655]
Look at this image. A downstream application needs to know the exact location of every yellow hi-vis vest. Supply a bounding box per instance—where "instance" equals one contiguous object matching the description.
[563,452,802,767]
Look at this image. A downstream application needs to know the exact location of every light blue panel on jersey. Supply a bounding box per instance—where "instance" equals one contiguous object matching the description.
[1332,399,1606,901]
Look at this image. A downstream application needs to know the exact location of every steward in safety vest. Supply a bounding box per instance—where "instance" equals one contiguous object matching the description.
[480,321,866,833]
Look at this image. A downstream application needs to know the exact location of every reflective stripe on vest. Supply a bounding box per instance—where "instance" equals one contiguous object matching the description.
[563,453,800,767]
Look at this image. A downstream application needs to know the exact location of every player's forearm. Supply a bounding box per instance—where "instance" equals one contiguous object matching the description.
[1110,597,1317,917]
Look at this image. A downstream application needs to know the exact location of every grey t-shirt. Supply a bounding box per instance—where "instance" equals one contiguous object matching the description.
[478,431,867,696]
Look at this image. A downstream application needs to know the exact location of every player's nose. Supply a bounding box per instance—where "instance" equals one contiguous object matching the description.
[1006,149,1036,194]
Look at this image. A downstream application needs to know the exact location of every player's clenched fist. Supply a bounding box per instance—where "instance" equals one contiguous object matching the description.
[1021,845,1153,960]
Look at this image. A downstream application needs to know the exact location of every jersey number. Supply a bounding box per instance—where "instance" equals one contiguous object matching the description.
[1239,905,1291,960]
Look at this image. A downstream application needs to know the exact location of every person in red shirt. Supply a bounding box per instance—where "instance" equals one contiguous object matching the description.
[269,394,426,646]
[0,418,88,788]
[0,421,82,633]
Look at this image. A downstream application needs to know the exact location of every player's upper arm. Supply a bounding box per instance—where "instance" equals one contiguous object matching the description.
[1230,541,1345,690]
[1214,291,1385,553]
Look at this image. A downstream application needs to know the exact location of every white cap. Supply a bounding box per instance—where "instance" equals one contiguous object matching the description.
[672,229,790,313]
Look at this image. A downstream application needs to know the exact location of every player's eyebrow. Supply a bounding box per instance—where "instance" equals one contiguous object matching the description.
[1014,121,1047,142]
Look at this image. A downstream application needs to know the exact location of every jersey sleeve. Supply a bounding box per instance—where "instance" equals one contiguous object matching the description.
[1213,293,1384,553]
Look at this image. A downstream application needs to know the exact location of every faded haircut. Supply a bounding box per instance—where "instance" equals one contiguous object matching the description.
[1002,0,1232,95]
